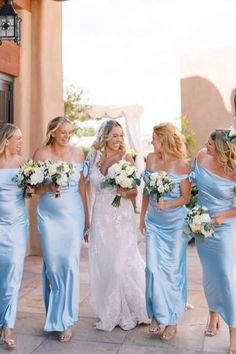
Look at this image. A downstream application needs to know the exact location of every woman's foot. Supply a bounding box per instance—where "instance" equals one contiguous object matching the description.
[229,327,236,354]
[160,325,177,341]
[205,312,219,337]
[149,318,162,334]
[58,328,72,343]
[3,328,16,350]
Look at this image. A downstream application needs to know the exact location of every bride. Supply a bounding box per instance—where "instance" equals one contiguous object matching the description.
[87,119,149,331]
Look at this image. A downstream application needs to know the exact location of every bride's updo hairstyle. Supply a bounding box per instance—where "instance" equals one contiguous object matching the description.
[210,129,236,174]
[44,116,72,146]
[153,122,187,159]
[0,122,18,155]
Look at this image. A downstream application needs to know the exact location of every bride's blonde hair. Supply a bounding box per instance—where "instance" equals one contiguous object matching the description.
[153,122,187,158]
[88,120,125,167]
[210,129,236,174]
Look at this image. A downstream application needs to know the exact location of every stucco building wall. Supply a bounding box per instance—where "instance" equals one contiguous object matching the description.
[0,0,64,254]
[181,48,236,153]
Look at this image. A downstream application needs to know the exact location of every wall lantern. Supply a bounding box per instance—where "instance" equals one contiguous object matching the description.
[0,0,21,45]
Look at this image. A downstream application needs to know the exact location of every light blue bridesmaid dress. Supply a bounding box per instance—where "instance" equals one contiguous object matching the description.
[0,169,28,329]
[194,161,236,327]
[37,162,85,332]
[145,171,188,325]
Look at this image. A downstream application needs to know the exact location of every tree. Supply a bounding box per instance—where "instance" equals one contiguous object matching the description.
[180,115,196,160]
[64,86,90,122]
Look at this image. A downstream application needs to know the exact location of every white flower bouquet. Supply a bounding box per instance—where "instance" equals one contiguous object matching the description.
[46,160,76,197]
[12,160,46,198]
[142,170,175,202]
[184,204,215,239]
[101,160,140,207]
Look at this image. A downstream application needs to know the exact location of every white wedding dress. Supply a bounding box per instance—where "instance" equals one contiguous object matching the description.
[89,163,149,331]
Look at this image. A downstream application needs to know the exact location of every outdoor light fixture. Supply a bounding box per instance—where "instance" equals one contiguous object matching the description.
[0,0,21,45]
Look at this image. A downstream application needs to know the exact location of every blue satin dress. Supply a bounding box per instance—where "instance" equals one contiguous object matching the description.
[194,161,236,327]
[145,171,188,325]
[37,163,85,332]
[0,169,28,329]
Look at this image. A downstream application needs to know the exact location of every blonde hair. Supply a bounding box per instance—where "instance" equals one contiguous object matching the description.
[0,122,18,155]
[45,116,72,146]
[91,120,125,166]
[211,130,236,174]
[93,120,125,150]
[153,122,187,158]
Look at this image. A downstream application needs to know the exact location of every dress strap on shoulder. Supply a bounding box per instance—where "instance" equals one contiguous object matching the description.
[121,152,128,160]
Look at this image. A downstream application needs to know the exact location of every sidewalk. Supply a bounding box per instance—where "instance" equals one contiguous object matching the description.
[0,242,229,354]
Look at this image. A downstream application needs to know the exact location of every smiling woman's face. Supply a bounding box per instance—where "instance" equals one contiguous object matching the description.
[205,136,216,156]
[53,122,73,146]
[106,125,124,151]
[151,132,162,152]
[6,129,23,154]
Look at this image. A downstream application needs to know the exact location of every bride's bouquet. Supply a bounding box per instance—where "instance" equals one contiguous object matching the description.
[101,160,140,207]
[142,170,175,202]
[46,160,76,198]
[184,204,215,239]
[12,160,45,198]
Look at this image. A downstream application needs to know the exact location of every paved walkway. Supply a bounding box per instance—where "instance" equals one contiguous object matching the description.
[0,241,229,354]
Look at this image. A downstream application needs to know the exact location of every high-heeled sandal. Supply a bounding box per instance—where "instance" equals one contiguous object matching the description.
[160,325,177,341]
[58,328,72,343]
[229,328,236,354]
[3,328,16,350]
[148,318,162,334]
[205,317,220,336]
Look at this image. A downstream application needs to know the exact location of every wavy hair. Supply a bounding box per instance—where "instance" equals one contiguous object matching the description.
[89,120,125,167]
[0,122,18,155]
[210,129,236,174]
[44,116,72,146]
[153,122,187,158]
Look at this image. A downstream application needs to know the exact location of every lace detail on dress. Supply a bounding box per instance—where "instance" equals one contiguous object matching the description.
[89,164,149,331]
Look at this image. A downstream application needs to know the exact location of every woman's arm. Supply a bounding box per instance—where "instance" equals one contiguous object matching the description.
[79,174,90,242]
[139,194,149,234]
[157,178,191,209]
[213,207,236,225]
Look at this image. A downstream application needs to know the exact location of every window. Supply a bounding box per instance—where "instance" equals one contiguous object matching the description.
[0,75,13,123]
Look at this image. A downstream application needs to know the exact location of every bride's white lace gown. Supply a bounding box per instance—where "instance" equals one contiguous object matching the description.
[89,163,149,331]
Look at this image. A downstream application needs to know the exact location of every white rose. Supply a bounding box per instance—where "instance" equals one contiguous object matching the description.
[30,169,44,185]
[49,165,57,176]
[120,178,133,189]
[125,165,135,176]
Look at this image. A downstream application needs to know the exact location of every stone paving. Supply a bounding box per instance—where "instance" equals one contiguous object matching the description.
[0,241,230,354]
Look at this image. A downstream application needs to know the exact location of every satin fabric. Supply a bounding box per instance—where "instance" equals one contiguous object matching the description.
[145,171,188,325]
[37,163,85,332]
[194,161,236,327]
[0,169,28,329]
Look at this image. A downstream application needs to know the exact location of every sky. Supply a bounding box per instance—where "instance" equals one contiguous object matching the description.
[62,0,236,135]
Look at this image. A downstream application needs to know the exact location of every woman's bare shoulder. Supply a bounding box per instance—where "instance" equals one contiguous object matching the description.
[70,146,85,163]
[33,146,49,160]
[175,158,191,174]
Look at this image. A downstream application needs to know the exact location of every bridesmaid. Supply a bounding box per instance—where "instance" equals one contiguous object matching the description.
[33,116,89,342]
[0,123,28,349]
[140,122,191,340]
[194,129,236,354]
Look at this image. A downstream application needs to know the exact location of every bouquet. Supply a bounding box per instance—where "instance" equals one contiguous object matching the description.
[184,204,215,239]
[46,160,76,197]
[12,160,45,198]
[142,170,175,202]
[101,160,140,207]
